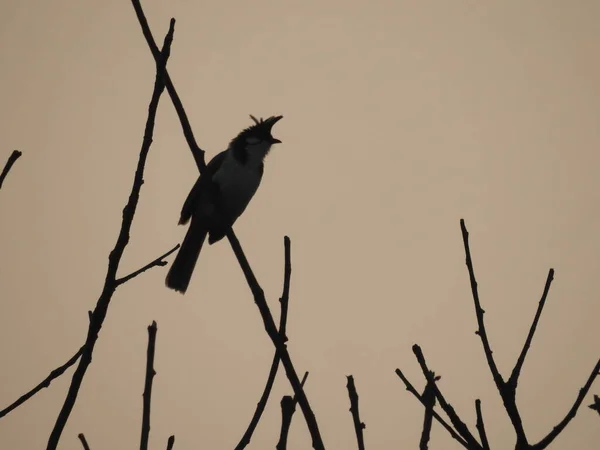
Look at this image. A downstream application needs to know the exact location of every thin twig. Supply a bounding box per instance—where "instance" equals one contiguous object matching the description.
[277,372,309,450]
[589,395,600,416]
[346,375,366,450]
[475,400,490,450]
[532,358,600,450]
[0,150,22,190]
[116,244,180,285]
[395,369,469,449]
[235,236,292,450]
[0,347,83,419]
[166,435,175,450]
[509,269,554,385]
[45,21,176,450]
[419,373,439,450]
[77,433,91,450]
[140,321,158,450]
[412,345,482,450]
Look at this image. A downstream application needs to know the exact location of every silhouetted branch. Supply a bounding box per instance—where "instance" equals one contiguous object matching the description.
[0,150,22,190]
[116,244,180,285]
[277,372,309,450]
[474,400,490,450]
[589,395,600,416]
[531,358,600,450]
[235,236,292,450]
[509,269,554,385]
[166,435,175,450]
[0,346,83,419]
[77,433,91,450]
[140,321,158,450]
[45,21,176,450]
[395,369,469,449]
[413,345,482,450]
[419,373,439,450]
[346,375,366,450]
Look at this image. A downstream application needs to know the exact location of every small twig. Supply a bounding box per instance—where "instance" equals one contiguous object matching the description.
[413,345,482,450]
[475,400,490,450]
[346,375,366,450]
[45,21,175,450]
[419,373,439,450]
[166,435,175,450]
[77,433,91,450]
[0,346,83,419]
[116,244,180,285]
[0,150,22,190]
[532,358,600,450]
[589,394,600,416]
[235,237,292,450]
[509,269,554,385]
[277,372,309,450]
[395,369,469,449]
[140,321,158,450]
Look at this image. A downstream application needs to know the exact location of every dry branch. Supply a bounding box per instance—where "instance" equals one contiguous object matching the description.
[0,150,22,190]
[277,372,309,450]
[77,433,91,450]
[346,375,366,450]
[140,321,158,450]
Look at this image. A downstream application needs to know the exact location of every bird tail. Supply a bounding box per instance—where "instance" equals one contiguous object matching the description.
[166,219,207,294]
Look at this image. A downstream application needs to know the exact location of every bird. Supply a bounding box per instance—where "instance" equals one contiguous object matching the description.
[166,114,283,294]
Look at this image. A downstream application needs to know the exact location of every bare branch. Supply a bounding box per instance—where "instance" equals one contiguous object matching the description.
[475,400,490,450]
[277,372,309,450]
[77,433,91,450]
[140,321,158,450]
[395,369,469,449]
[0,150,22,191]
[532,358,600,450]
[235,236,292,450]
[116,244,180,285]
[45,21,176,450]
[419,373,439,450]
[412,345,482,450]
[509,269,554,385]
[346,375,366,450]
[166,435,175,450]
[589,394,600,416]
[0,346,83,419]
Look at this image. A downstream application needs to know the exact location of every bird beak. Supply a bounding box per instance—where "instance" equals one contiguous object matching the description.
[271,138,282,144]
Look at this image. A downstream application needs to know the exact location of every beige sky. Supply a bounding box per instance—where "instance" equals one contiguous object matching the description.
[1,1,600,449]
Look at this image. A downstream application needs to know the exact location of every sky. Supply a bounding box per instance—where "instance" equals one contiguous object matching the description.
[1,1,600,449]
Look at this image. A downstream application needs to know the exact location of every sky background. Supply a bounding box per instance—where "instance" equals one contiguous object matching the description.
[1,0,600,449]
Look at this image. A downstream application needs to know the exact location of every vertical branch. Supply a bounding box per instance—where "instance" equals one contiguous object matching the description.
[166,435,175,450]
[346,375,366,450]
[475,400,490,450]
[235,236,292,450]
[45,21,176,450]
[140,321,158,450]
[419,373,439,450]
[0,150,22,190]
[277,372,309,450]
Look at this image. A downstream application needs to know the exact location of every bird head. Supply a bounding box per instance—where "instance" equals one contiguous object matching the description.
[229,115,283,163]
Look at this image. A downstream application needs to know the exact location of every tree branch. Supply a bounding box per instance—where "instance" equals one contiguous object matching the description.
[589,394,600,416]
[475,400,490,450]
[0,346,83,419]
[45,21,176,450]
[140,321,158,450]
[532,358,600,450]
[412,345,482,450]
[77,433,91,450]
[166,435,175,450]
[346,375,366,450]
[0,150,22,191]
[395,369,469,449]
[235,236,292,450]
[277,372,309,450]
[509,269,554,386]
[116,244,180,285]
[419,372,439,450]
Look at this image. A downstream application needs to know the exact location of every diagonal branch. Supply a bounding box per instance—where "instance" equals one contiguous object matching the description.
[116,244,180,285]
[166,435,175,450]
[235,236,292,450]
[509,269,554,386]
[532,358,600,450]
[474,400,490,450]
[412,345,482,450]
[45,21,176,450]
[277,372,309,450]
[0,150,22,191]
[77,433,91,450]
[395,369,469,449]
[419,372,439,450]
[346,375,366,450]
[0,346,83,419]
[140,321,158,450]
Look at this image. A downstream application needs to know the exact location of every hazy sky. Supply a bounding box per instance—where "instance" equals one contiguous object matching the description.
[1,1,600,449]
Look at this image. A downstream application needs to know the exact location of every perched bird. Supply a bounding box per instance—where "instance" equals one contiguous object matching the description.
[166,115,283,294]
